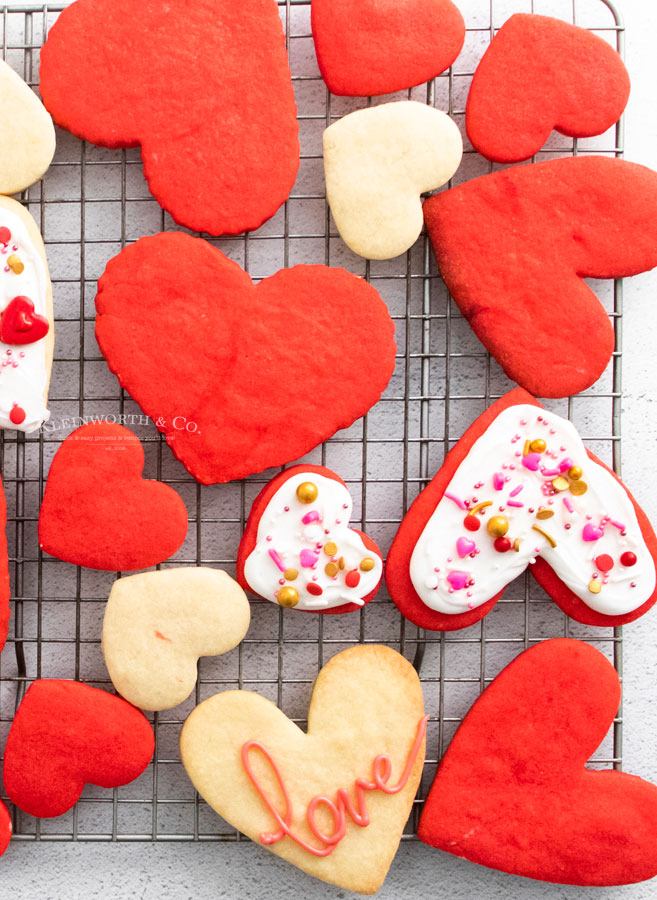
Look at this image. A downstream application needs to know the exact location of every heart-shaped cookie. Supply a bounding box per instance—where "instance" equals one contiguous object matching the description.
[180,645,426,893]
[386,388,657,630]
[466,14,630,163]
[38,422,188,571]
[0,58,55,193]
[419,639,657,885]
[324,102,463,260]
[102,568,250,711]
[311,0,465,97]
[3,679,154,818]
[237,465,383,614]
[39,0,298,236]
[423,156,657,398]
[95,233,397,484]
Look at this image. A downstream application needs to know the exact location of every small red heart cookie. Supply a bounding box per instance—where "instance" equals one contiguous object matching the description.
[419,638,657,886]
[38,422,188,571]
[423,156,657,398]
[466,14,630,163]
[39,0,299,236]
[386,388,657,630]
[311,0,465,97]
[95,233,397,484]
[0,296,49,345]
[3,679,154,818]
[237,465,383,614]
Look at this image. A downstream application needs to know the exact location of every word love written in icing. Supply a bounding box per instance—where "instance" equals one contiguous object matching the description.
[410,405,656,618]
[243,472,382,611]
[242,715,428,856]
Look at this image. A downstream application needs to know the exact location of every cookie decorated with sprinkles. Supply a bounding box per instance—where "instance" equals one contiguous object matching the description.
[386,388,657,630]
[237,465,383,614]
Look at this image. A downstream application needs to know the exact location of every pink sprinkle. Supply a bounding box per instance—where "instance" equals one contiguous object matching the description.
[266,535,272,542]
[559,457,574,472]
[11,245,17,251]
[509,485,523,497]
[279,579,285,585]
[514,452,521,458]
[268,549,286,572]
[522,453,541,471]
[498,506,505,512]
[549,429,556,435]
[284,506,290,512]
[508,500,524,508]
[538,416,543,422]
[342,503,348,509]
[520,418,528,425]
[540,467,560,477]
[563,496,574,513]
[630,582,637,588]
[609,519,627,532]
[466,592,473,599]
[509,464,516,471]
[493,472,505,491]
[565,524,571,530]
[3,267,9,273]
[445,492,467,510]
[447,571,469,591]
[300,549,318,567]
[302,510,319,525]
[433,567,440,573]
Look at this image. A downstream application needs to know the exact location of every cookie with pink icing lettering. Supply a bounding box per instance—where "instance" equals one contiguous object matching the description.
[237,465,383,614]
[180,644,426,893]
[386,388,657,630]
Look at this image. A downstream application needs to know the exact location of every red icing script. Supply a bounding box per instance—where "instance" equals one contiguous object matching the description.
[241,715,428,856]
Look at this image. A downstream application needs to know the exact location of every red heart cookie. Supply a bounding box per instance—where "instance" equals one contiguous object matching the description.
[39,0,299,236]
[419,639,657,885]
[38,422,188,571]
[237,465,383,614]
[95,233,397,484]
[0,296,50,345]
[466,14,630,163]
[311,0,465,97]
[0,803,10,857]
[3,679,154,818]
[423,156,657,398]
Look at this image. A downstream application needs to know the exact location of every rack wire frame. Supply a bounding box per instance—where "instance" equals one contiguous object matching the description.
[0,0,625,844]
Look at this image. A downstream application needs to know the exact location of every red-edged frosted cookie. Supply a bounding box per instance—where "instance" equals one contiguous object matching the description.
[237,466,383,614]
[95,233,397,485]
[38,422,188,571]
[386,388,657,630]
[423,156,657,398]
[466,14,630,163]
[39,0,299,236]
[3,680,154,818]
[419,639,657,885]
[311,0,465,97]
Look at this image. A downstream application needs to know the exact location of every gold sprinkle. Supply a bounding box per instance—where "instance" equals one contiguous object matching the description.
[551,476,569,492]
[523,439,531,457]
[296,482,318,504]
[532,524,557,548]
[469,501,493,517]
[530,438,546,453]
[277,586,299,608]
[513,538,521,552]
[7,254,23,274]
[568,466,583,481]
[325,562,339,577]
[338,556,346,570]
[360,557,375,572]
[570,480,588,496]
[283,568,298,581]
[486,515,509,538]
[536,509,555,520]
[324,541,338,557]
[588,579,602,595]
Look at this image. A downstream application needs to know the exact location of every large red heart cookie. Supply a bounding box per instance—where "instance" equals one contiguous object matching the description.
[386,388,657,631]
[39,0,299,236]
[466,14,630,163]
[311,0,465,97]
[4,680,154,818]
[95,233,397,484]
[38,422,188,571]
[423,156,657,398]
[419,639,657,885]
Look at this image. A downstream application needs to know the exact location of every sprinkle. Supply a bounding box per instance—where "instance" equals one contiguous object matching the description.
[447,571,469,591]
[582,523,604,542]
[559,457,574,472]
[507,500,524,508]
[283,568,298,581]
[522,439,531,456]
[268,549,286,572]
[324,542,338,556]
[563,496,574,513]
[551,476,570,492]
[299,549,318,567]
[509,485,523,497]
[306,583,323,596]
[468,501,493,517]
[570,480,588,496]
[522,453,541,471]
[360,558,376,572]
[325,562,339,577]
[540,467,561,477]
[345,569,361,588]
[493,472,505,491]
[608,519,627,532]
[595,554,614,573]
[621,552,637,567]
[277,587,299,608]
[532,524,557,548]
[588,579,602,595]
[338,557,346,570]
[301,510,320,525]
[536,509,554,520]
[445,492,467,509]
[7,254,23,274]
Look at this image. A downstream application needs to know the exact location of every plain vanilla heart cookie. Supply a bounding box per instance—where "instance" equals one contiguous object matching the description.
[102,568,250,711]
[39,0,298,235]
[467,14,630,163]
[386,389,657,631]
[39,422,188,571]
[95,233,396,484]
[4,680,154,818]
[181,645,426,893]
[0,196,54,432]
[0,59,55,194]
[419,639,657,885]
[311,0,465,97]
[324,101,462,260]
[237,466,383,614]
[423,156,657,398]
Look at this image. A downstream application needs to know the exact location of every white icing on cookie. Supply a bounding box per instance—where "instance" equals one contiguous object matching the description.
[0,208,50,432]
[410,404,656,617]
[244,471,382,611]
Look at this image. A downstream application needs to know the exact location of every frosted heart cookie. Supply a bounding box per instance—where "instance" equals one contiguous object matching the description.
[0,196,53,432]
[324,101,462,260]
[0,473,10,654]
[237,466,383,613]
[386,388,657,630]
[0,59,55,194]
[102,568,250,711]
[180,645,426,893]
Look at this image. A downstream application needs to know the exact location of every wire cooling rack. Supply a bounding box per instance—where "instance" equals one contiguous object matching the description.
[0,0,625,844]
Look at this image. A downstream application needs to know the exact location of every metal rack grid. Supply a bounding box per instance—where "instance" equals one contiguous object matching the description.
[0,0,625,844]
